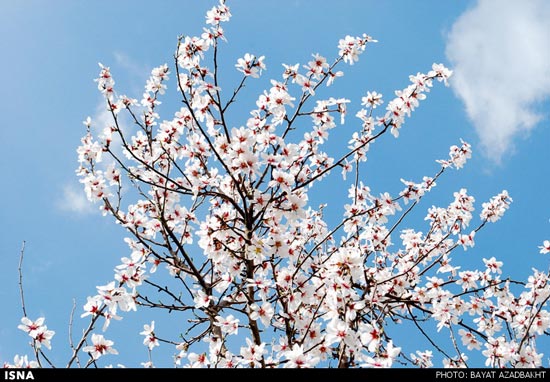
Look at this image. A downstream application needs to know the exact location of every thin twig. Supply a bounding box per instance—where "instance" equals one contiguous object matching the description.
[38,349,56,368]
[18,241,27,317]
[66,309,104,368]
[68,298,81,367]
[406,304,453,360]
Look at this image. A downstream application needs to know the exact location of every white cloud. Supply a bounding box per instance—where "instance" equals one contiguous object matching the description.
[113,51,142,73]
[446,0,550,162]
[113,51,150,91]
[57,183,95,215]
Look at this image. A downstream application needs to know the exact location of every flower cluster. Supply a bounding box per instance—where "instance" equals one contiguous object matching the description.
[338,34,376,65]
[69,0,548,368]
[83,334,118,360]
[235,53,266,78]
[18,317,55,350]
[384,63,453,138]
[8,0,548,370]
[3,355,39,369]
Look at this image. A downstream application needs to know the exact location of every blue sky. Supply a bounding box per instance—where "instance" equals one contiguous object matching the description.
[1,0,549,368]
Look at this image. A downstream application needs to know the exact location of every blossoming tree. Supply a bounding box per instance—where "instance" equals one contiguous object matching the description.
[6,0,550,369]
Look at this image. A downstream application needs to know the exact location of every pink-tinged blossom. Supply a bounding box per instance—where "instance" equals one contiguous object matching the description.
[282,63,299,81]
[361,91,383,109]
[187,352,209,368]
[480,191,512,223]
[539,240,550,254]
[114,266,146,289]
[483,256,503,275]
[17,317,55,350]
[272,336,291,354]
[81,296,103,318]
[33,327,55,350]
[249,302,274,327]
[458,329,481,350]
[457,230,475,250]
[426,276,444,291]
[432,297,465,332]
[239,338,266,366]
[437,140,472,170]
[361,341,401,368]
[217,352,238,368]
[214,314,240,335]
[410,350,433,368]
[530,311,550,336]
[205,0,231,25]
[306,53,329,78]
[338,34,376,65]
[101,312,121,332]
[83,334,118,360]
[193,290,217,309]
[442,354,468,368]
[516,346,543,368]
[383,64,452,138]
[448,188,475,231]
[482,336,509,367]
[77,131,103,164]
[269,169,294,191]
[429,63,453,86]
[295,74,317,96]
[18,317,45,338]
[95,63,115,100]
[325,319,359,348]
[173,342,188,366]
[526,270,549,293]
[399,176,435,204]
[474,315,502,337]
[3,355,39,369]
[140,321,160,350]
[235,53,266,78]
[360,323,381,352]
[456,270,480,291]
[380,341,402,367]
[80,173,110,202]
[283,344,320,368]
[326,70,344,86]
[96,281,137,314]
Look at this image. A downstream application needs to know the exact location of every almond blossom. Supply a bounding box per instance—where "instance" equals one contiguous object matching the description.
[7,0,550,370]
[18,317,55,350]
[83,334,118,360]
[140,321,160,350]
[539,240,550,254]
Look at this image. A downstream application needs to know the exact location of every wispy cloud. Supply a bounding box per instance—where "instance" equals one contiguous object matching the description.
[446,0,550,163]
[113,51,150,93]
[113,51,143,73]
[57,183,95,215]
